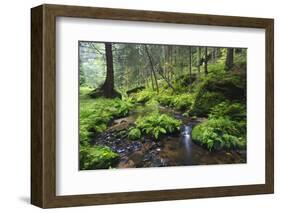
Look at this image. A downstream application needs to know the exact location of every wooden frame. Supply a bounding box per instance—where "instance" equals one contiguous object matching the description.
[31,4,274,208]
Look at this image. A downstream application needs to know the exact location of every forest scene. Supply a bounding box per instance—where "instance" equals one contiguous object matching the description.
[79,41,247,170]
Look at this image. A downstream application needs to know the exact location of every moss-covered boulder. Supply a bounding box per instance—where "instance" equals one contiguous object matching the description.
[89,87,121,99]
[190,92,224,116]
[190,73,246,116]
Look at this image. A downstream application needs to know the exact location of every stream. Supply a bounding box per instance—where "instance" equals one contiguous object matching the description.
[91,104,246,168]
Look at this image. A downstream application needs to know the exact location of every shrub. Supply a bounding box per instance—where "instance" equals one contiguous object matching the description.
[157,93,193,112]
[209,101,246,122]
[135,112,182,139]
[207,63,225,75]
[79,97,133,145]
[192,118,246,151]
[157,93,174,106]
[172,93,194,111]
[80,145,119,170]
[113,99,133,117]
[132,89,156,103]
[128,128,142,140]
[174,74,197,89]
[190,92,225,116]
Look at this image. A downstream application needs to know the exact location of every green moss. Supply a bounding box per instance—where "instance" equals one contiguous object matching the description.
[190,92,225,116]
[173,74,197,89]
[190,73,246,116]
[80,86,93,99]
[80,145,119,170]
[198,73,246,101]
[192,118,246,151]
[209,101,246,122]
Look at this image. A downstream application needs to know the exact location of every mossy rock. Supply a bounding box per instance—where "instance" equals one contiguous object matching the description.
[126,86,145,95]
[199,73,246,101]
[190,73,246,116]
[190,92,225,117]
[175,73,197,87]
[89,87,121,99]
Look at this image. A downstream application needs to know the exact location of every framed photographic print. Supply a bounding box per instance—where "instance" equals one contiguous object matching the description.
[31,4,274,208]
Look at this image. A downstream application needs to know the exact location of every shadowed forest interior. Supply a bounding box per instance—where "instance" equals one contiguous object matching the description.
[79,41,247,170]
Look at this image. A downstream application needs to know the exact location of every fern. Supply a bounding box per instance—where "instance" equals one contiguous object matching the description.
[135,112,182,139]
[128,128,142,140]
[192,118,246,151]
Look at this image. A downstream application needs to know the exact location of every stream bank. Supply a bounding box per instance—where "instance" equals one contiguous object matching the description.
[90,104,246,168]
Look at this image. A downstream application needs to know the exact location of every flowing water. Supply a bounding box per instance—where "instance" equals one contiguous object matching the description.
[157,121,246,167]
[180,125,193,165]
[92,104,246,168]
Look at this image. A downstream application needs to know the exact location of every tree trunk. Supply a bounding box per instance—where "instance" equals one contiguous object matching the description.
[189,46,192,84]
[225,48,234,71]
[100,43,119,98]
[197,47,201,75]
[211,47,216,62]
[145,45,159,93]
[204,47,208,75]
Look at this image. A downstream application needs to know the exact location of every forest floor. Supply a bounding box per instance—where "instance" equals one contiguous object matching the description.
[89,102,246,168]
[79,69,247,170]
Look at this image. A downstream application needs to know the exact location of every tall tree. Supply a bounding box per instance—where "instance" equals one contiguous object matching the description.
[204,47,208,75]
[225,48,234,71]
[189,46,192,84]
[197,47,201,75]
[100,42,119,98]
[144,45,159,93]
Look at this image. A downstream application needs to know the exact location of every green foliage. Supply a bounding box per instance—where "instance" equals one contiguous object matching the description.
[192,118,246,151]
[135,112,182,139]
[209,101,246,122]
[174,74,197,89]
[156,92,194,112]
[132,89,156,103]
[198,73,246,100]
[79,95,133,145]
[113,99,133,117]
[190,72,246,116]
[80,145,119,170]
[172,93,194,111]
[128,128,142,140]
[234,49,247,68]
[80,86,93,99]
[207,63,225,75]
[190,92,225,116]
[157,93,174,106]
